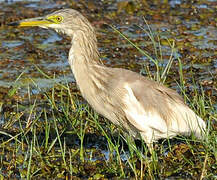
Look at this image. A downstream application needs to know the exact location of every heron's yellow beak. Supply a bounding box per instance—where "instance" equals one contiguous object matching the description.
[8,17,53,27]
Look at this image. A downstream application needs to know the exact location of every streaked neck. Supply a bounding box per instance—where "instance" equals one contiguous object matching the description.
[69,30,100,67]
[68,30,106,98]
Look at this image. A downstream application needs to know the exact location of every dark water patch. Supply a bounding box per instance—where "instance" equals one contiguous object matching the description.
[2,40,24,48]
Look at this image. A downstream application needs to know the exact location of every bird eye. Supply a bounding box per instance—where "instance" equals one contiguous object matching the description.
[56,16,63,22]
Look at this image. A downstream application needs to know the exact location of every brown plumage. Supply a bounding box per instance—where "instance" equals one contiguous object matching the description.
[11,9,206,149]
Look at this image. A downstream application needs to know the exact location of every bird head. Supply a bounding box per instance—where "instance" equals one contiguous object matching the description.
[9,9,93,36]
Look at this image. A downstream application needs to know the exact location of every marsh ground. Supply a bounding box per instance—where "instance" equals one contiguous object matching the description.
[0,0,216,179]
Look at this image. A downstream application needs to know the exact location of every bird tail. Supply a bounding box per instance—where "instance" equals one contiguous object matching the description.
[169,104,207,140]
